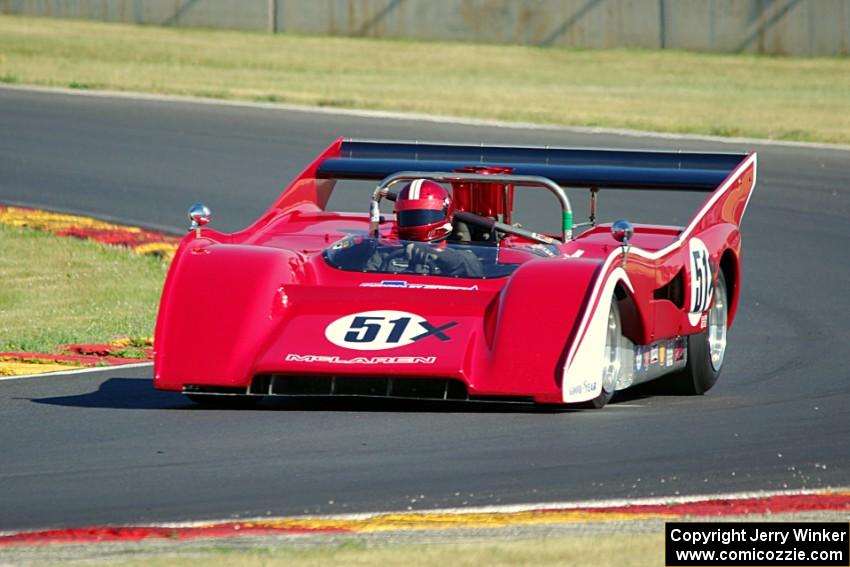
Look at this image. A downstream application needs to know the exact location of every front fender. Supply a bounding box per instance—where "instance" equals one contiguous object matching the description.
[472,258,609,403]
[154,239,306,391]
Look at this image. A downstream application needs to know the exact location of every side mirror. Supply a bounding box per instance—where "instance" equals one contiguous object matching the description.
[188,203,211,237]
[611,219,633,244]
[611,219,633,266]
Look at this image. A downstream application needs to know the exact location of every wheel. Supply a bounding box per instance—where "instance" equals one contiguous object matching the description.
[588,296,624,409]
[654,270,728,395]
[185,394,262,408]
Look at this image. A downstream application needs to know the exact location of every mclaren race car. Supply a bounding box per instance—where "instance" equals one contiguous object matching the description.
[154,138,757,408]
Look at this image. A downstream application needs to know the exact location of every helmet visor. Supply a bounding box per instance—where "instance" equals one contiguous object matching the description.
[397,209,446,228]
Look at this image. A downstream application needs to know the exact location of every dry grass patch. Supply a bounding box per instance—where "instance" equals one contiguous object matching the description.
[111,534,664,567]
[1,15,849,143]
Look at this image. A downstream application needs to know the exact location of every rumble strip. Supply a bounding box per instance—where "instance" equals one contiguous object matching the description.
[0,204,176,376]
[1,488,848,546]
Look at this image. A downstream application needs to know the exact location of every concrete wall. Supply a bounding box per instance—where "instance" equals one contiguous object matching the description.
[0,0,268,30]
[2,0,848,56]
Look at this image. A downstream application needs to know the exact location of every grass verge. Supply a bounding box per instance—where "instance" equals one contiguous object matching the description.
[111,534,663,567]
[1,15,849,144]
[0,224,167,353]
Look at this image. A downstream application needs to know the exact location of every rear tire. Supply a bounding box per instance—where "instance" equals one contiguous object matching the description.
[654,271,728,395]
[185,394,262,408]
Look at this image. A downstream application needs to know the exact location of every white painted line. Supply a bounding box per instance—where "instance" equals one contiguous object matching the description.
[0,362,153,381]
[3,84,849,153]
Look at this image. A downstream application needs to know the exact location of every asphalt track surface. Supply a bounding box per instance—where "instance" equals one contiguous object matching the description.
[2,88,850,532]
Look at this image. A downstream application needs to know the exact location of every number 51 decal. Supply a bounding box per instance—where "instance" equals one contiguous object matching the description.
[325,310,457,351]
[688,238,713,323]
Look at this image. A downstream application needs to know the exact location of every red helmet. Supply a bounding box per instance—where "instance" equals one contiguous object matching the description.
[395,179,454,242]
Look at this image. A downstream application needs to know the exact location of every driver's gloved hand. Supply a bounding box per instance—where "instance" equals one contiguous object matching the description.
[406,242,437,273]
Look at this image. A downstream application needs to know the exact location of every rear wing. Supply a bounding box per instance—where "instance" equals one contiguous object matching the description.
[272,138,756,243]
[317,139,748,192]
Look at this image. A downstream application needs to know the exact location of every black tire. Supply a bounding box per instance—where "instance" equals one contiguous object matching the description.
[588,386,615,409]
[185,394,262,408]
[587,295,624,409]
[653,271,728,395]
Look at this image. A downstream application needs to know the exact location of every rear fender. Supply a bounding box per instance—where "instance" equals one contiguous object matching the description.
[679,223,743,332]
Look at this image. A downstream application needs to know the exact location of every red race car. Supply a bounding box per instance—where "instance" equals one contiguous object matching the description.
[154,138,757,408]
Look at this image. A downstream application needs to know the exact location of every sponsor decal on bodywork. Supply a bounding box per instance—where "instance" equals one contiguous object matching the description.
[674,341,686,362]
[523,244,559,257]
[325,310,457,351]
[568,380,599,399]
[622,337,689,386]
[359,280,479,291]
[286,354,437,364]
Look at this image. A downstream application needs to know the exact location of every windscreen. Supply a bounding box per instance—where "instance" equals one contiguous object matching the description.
[324,236,553,279]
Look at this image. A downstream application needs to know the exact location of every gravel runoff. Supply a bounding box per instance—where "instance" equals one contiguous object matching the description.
[2,511,849,566]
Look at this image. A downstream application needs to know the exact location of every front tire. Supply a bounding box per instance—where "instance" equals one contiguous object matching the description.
[655,270,728,395]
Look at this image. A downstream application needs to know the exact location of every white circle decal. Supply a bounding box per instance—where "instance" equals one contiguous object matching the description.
[687,238,713,326]
[325,310,429,351]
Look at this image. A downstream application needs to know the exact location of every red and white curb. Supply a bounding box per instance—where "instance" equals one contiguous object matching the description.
[0,204,170,378]
[2,488,849,547]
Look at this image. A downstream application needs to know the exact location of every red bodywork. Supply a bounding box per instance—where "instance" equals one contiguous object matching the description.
[154,138,757,405]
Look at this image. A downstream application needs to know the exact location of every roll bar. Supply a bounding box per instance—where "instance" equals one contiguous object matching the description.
[371,171,573,243]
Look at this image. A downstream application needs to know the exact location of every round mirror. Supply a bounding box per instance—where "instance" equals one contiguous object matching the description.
[188,203,212,229]
[611,219,634,243]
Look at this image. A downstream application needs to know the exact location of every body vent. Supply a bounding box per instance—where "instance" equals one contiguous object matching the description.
[250,375,470,401]
[653,268,685,308]
[185,377,534,403]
